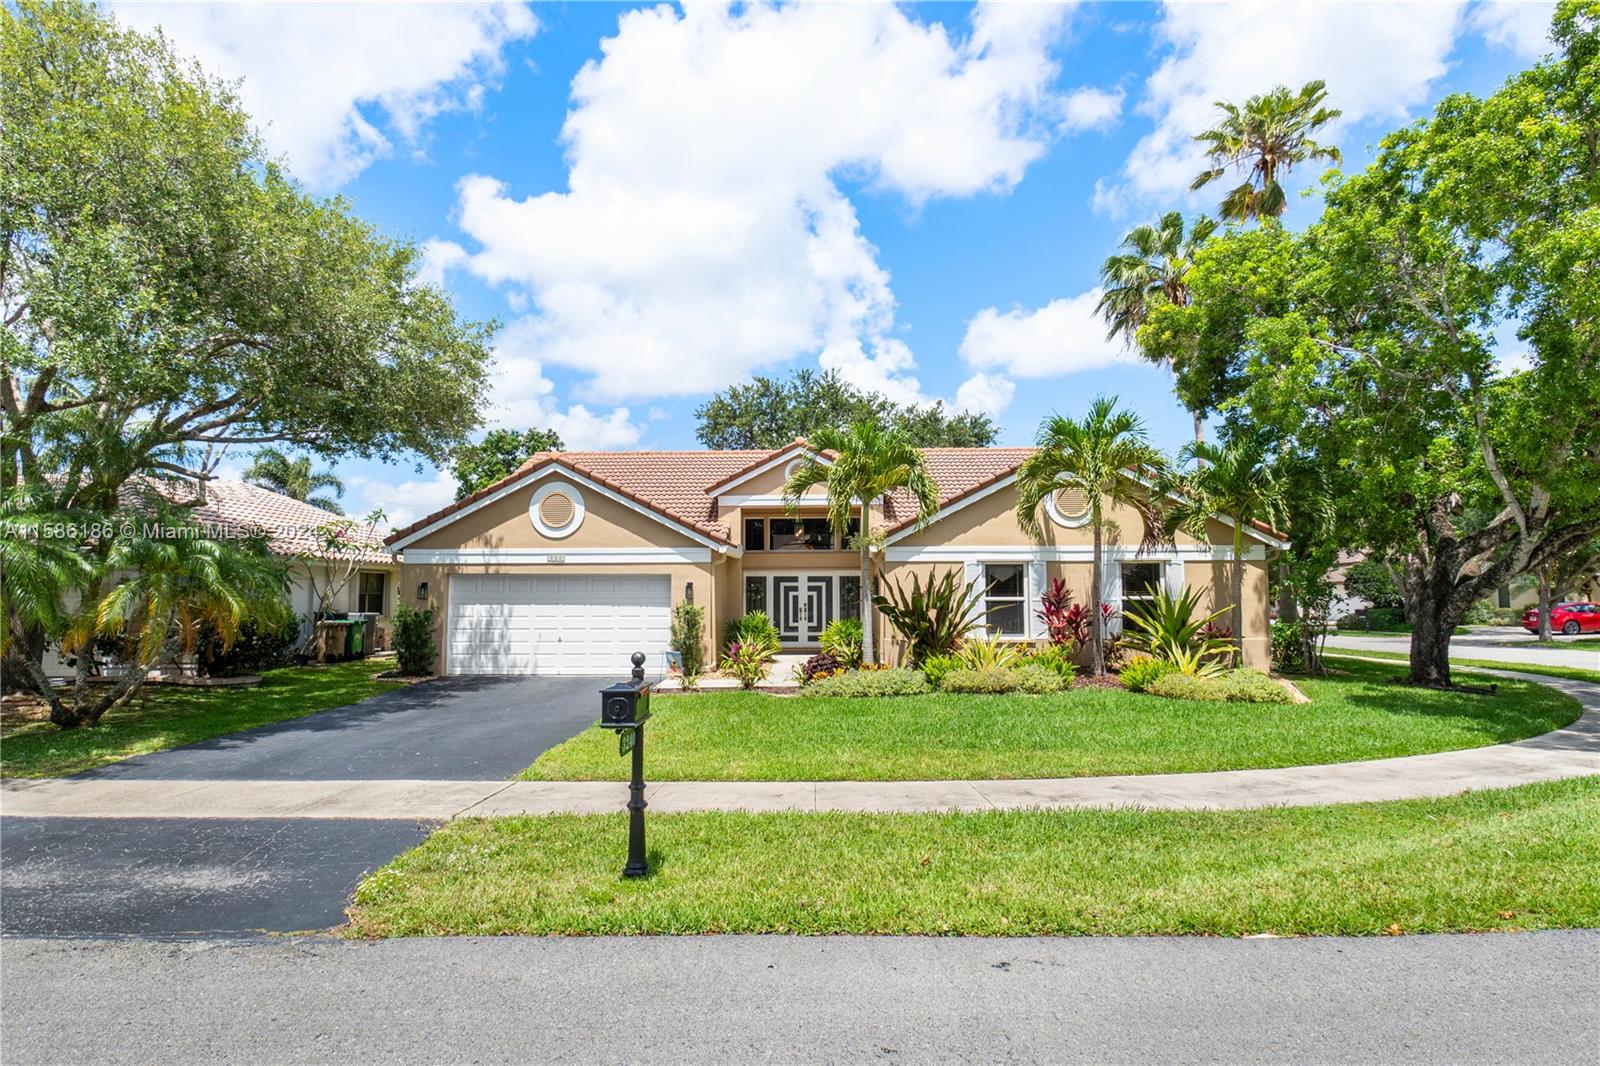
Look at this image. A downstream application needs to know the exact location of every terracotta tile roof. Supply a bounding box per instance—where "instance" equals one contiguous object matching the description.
[131,479,392,564]
[383,447,1289,550]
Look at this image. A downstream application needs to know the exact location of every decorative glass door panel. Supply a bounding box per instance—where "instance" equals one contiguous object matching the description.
[772,575,838,644]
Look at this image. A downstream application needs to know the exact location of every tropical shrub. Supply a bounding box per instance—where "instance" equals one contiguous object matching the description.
[391,605,437,676]
[918,652,963,689]
[953,633,1025,670]
[1147,669,1291,704]
[807,667,930,698]
[1461,599,1497,626]
[1060,601,1117,651]
[1023,643,1077,684]
[873,569,985,664]
[1119,654,1177,693]
[720,641,771,689]
[939,667,1021,694]
[1270,621,1308,673]
[795,652,843,685]
[669,603,706,684]
[723,611,781,660]
[197,613,300,677]
[1344,558,1403,608]
[1122,587,1230,676]
[1013,664,1067,694]
[819,617,864,667]
[1035,578,1074,646]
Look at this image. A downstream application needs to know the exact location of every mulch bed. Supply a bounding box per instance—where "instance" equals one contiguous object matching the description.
[1070,674,1126,690]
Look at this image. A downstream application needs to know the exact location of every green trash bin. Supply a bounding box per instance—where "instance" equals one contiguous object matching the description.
[345,620,364,659]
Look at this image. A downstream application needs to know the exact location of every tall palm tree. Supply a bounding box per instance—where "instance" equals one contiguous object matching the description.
[244,447,344,513]
[1160,437,1289,660]
[0,483,94,724]
[1016,396,1167,676]
[1191,80,1342,222]
[782,420,940,665]
[1096,211,1217,443]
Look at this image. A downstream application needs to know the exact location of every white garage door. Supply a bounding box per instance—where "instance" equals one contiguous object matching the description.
[447,574,671,676]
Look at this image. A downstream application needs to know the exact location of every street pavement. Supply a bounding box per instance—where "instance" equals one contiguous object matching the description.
[1326,626,1600,671]
[3,931,1596,1064]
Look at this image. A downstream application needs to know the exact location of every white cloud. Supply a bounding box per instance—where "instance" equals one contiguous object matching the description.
[955,372,1017,417]
[415,240,469,289]
[959,289,1135,378]
[1470,1,1556,58]
[1099,1,1467,213]
[345,468,457,532]
[110,2,538,188]
[1059,86,1125,132]
[485,318,643,450]
[448,1,1076,408]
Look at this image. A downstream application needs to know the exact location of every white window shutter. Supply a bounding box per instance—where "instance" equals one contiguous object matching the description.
[963,559,986,634]
[1026,557,1048,639]
[1165,559,1186,599]
[1101,559,1123,636]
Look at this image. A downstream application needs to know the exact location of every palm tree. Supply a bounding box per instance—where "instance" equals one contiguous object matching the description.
[1016,396,1167,676]
[0,483,94,724]
[782,420,940,665]
[1096,211,1217,443]
[1191,80,1342,222]
[245,447,344,513]
[1160,437,1289,660]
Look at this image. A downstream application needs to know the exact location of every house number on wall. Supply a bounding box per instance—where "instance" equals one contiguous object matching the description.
[546,553,567,564]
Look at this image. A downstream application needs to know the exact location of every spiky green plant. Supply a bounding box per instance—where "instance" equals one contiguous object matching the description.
[953,632,1026,671]
[1122,587,1231,678]
[872,569,985,666]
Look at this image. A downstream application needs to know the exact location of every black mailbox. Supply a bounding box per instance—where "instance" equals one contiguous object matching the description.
[600,679,650,727]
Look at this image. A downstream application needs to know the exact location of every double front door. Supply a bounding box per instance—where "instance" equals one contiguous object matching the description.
[746,574,862,646]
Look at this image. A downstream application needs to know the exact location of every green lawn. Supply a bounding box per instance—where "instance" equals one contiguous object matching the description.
[1514,637,1600,650]
[0,659,403,778]
[1324,650,1600,685]
[522,660,1578,782]
[344,777,1600,938]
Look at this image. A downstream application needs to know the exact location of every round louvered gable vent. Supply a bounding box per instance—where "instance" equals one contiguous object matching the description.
[1046,485,1091,528]
[529,483,585,539]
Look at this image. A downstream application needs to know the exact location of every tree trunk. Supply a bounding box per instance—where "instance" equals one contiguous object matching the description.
[1192,410,1205,445]
[1231,527,1246,664]
[860,507,875,666]
[1405,583,1461,687]
[1090,523,1105,676]
[1536,565,1552,642]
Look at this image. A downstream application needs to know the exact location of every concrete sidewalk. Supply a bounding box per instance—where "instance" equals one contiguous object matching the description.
[6,664,1595,819]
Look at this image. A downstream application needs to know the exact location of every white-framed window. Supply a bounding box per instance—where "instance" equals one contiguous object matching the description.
[1120,561,1164,617]
[983,563,1027,636]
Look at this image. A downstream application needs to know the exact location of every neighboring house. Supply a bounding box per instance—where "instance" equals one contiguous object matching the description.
[386,441,1286,675]
[43,479,397,677]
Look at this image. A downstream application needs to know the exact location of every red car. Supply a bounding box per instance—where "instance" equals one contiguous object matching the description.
[1521,602,1600,635]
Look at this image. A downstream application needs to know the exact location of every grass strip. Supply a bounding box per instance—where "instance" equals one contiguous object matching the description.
[1323,651,1600,686]
[0,658,402,778]
[345,777,1600,938]
[524,659,1578,782]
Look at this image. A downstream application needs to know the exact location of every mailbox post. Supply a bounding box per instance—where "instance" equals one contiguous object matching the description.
[598,651,652,878]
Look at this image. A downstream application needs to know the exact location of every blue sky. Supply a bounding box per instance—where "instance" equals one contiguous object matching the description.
[108,1,1553,528]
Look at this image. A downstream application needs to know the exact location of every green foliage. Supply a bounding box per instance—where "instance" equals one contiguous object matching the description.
[873,569,985,664]
[818,618,864,668]
[1344,559,1402,608]
[1461,599,1498,626]
[197,613,300,677]
[1270,622,1312,674]
[1013,664,1069,694]
[1190,80,1342,221]
[1122,586,1231,677]
[450,428,564,500]
[695,368,996,449]
[391,605,437,676]
[1120,655,1179,693]
[1023,644,1078,684]
[1148,669,1291,704]
[244,448,344,514]
[806,667,930,698]
[722,612,781,660]
[917,653,963,690]
[953,633,1026,670]
[669,603,706,683]
[720,641,771,690]
[939,665,1066,695]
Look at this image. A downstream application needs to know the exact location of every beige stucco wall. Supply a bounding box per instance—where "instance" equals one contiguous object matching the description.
[409,476,703,552]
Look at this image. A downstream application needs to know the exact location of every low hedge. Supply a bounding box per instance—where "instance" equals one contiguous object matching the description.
[806,667,930,698]
[1146,669,1291,704]
[939,664,1066,695]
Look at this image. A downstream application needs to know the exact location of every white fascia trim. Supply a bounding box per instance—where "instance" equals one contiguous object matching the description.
[720,493,832,508]
[884,544,1268,563]
[705,446,833,495]
[403,547,713,565]
[881,473,1019,546]
[388,462,735,555]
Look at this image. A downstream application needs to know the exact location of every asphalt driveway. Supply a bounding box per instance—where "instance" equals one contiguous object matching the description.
[77,675,605,781]
[2,675,604,936]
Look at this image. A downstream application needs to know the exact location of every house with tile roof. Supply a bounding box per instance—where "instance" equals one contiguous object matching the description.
[43,479,398,677]
[387,441,1287,675]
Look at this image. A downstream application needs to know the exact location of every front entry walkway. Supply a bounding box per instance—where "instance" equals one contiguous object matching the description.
[7,666,1594,819]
